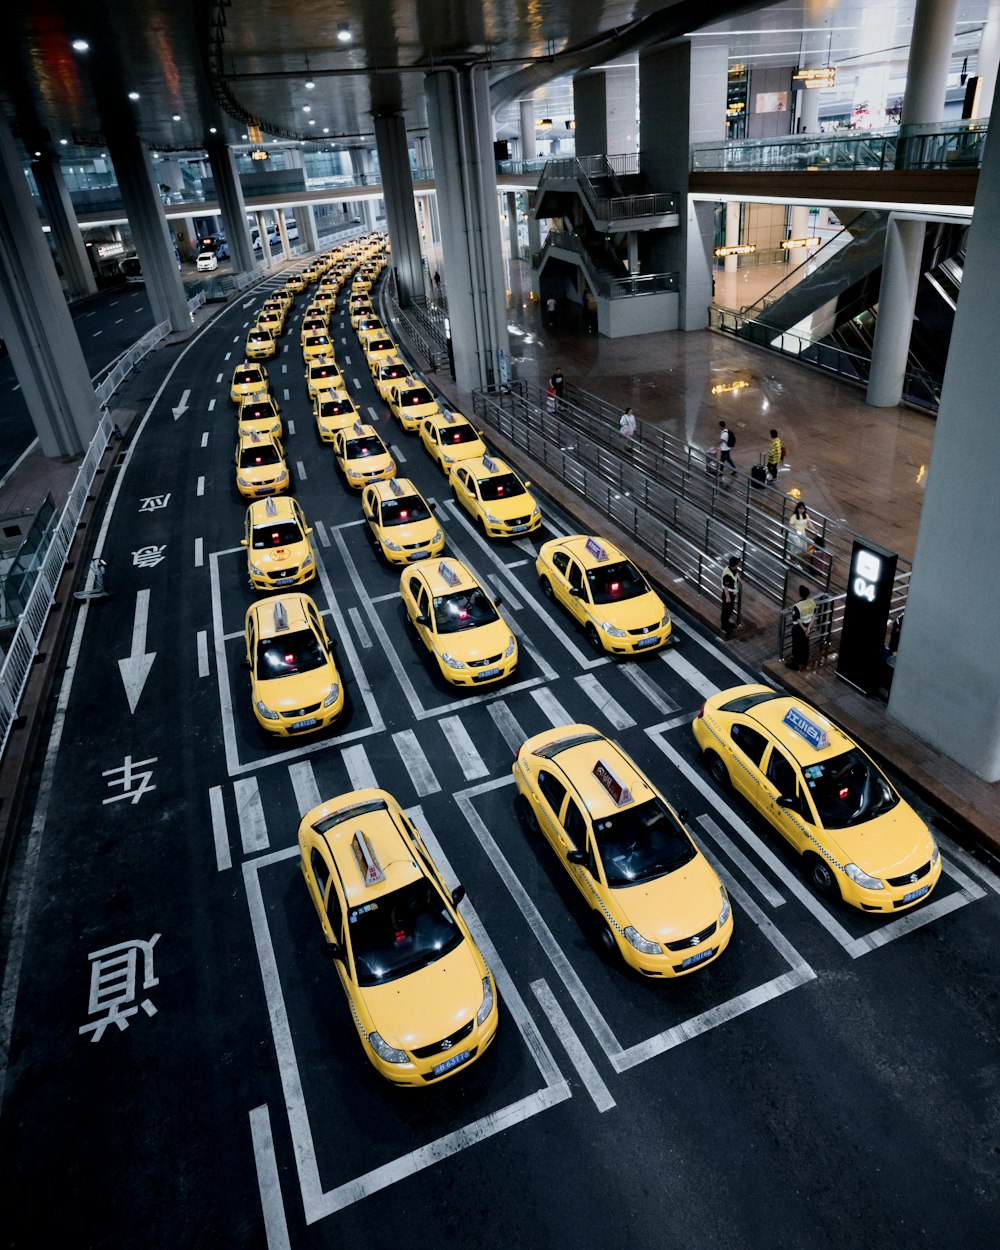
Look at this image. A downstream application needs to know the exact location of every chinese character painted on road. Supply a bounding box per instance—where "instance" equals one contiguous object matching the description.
[78,934,160,1042]
[102,755,157,805]
[139,494,171,512]
[132,545,166,568]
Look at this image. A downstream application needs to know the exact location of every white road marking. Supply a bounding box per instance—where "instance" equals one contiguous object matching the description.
[281,364,287,374]
[313,519,329,548]
[216,372,223,383]
[660,649,721,699]
[506,559,529,569]
[347,606,372,648]
[939,839,1000,896]
[488,701,527,756]
[197,630,210,678]
[696,814,786,908]
[438,716,489,780]
[352,377,361,391]
[682,626,758,684]
[249,1104,291,1250]
[531,686,574,728]
[225,351,231,361]
[367,407,379,422]
[288,762,322,818]
[344,354,351,366]
[197,476,205,497]
[114,318,124,325]
[393,730,441,796]
[392,444,406,463]
[84,310,96,317]
[342,744,377,791]
[575,673,635,730]
[92,330,103,338]
[296,461,307,481]
[201,432,209,447]
[618,663,680,715]
[530,979,615,1114]
[209,786,231,871]
[234,776,269,853]
[283,388,290,401]
[194,537,204,568]
[287,420,296,436]
[489,573,521,609]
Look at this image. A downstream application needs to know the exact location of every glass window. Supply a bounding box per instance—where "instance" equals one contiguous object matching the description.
[567,561,584,593]
[766,749,800,801]
[563,798,588,851]
[537,770,567,816]
[432,588,498,634]
[802,748,900,829]
[343,436,385,458]
[477,472,526,502]
[400,387,433,406]
[731,723,768,768]
[310,846,330,897]
[592,797,697,887]
[552,551,570,576]
[587,560,649,604]
[251,520,301,549]
[348,878,462,987]
[256,628,326,678]
[442,423,477,445]
[239,443,281,468]
[380,496,431,526]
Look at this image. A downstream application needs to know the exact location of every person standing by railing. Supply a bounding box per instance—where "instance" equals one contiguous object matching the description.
[721,556,742,639]
[788,584,816,670]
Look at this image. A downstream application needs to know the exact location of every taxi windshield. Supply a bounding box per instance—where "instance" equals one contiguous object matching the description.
[593,797,697,887]
[588,560,649,605]
[401,387,434,407]
[256,629,325,678]
[433,588,498,634]
[310,365,340,381]
[305,336,330,349]
[366,338,393,352]
[239,443,281,468]
[240,404,277,422]
[379,365,408,381]
[234,370,262,386]
[252,521,301,549]
[318,398,353,416]
[440,423,478,445]
[348,878,462,987]
[477,472,524,501]
[381,496,431,526]
[802,748,899,828]
[248,332,271,343]
[344,436,385,458]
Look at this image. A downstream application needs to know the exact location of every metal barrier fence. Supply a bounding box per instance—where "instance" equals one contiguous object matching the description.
[0,413,116,757]
[94,321,170,409]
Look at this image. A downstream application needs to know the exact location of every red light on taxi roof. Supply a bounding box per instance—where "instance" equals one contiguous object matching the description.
[400,510,409,519]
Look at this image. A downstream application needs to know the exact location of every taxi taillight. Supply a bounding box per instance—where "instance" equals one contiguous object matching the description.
[697,701,706,719]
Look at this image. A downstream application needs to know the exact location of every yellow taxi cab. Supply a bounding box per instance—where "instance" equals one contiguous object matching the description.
[300,316,328,343]
[692,685,942,911]
[245,326,276,360]
[314,391,360,443]
[361,332,398,374]
[355,314,384,339]
[513,725,733,976]
[362,477,444,565]
[388,379,441,432]
[303,302,330,327]
[237,395,283,439]
[419,410,487,473]
[300,264,321,284]
[305,356,345,402]
[352,273,373,296]
[302,331,334,361]
[536,535,672,655]
[256,309,284,339]
[230,362,269,404]
[285,272,307,294]
[448,454,541,539]
[243,593,343,735]
[234,429,290,499]
[297,788,499,1085]
[242,495,316,591]
[333,421,396,489]
[311,287,336,311]
[400,557,517,687]
[349,299,374,329]
[263,293,290,318]
[373,356,412,403]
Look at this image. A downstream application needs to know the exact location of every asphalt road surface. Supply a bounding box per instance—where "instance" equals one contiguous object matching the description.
[1,267,998,1250]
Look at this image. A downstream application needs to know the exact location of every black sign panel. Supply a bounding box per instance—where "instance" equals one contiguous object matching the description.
[836,540,898,695]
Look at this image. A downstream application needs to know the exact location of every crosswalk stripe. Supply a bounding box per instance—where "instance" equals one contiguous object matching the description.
[619,663,680,715]
[393,730,442,796]
[438,716,489,780]
[342,744,377,792]
[488,700,528,756]
[660,650,720,699]
[489,573,521,610]
[288,762,322,818]
[234,777,269,853]
[531,686,574,728]
[574,673,635,730]
[209,786,231,871]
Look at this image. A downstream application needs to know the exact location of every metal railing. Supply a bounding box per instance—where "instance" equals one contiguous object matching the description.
[0,496,57,626]
[382,271,450,373]
[738,217,869,316]
[540,157,678,222]
[94,321,170,409]
[538,231,678,298]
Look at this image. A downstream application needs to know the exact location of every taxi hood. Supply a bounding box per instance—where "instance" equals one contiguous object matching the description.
[442,617,511,662]
[617,852,723,945]
[361,942,484,1050]
[829,804,934,878]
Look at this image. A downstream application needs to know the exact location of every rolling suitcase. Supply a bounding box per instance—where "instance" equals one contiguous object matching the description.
[750,460,767,487]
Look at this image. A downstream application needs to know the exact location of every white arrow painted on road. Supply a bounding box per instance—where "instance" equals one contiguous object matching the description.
[118,589,156,713]
[172,388,191,420]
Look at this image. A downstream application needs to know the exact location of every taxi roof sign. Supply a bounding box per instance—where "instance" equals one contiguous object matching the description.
[351,830,386,886]
[592,758,633,807]
[272,600,290,632]
[782,707,830,751]
[482,454,499,473]
[265,496,278,516]
[438,561,461,587]
[585,537,608,562]
[353,419,364,434]
[388,477,404,496]
[443,410,456,423]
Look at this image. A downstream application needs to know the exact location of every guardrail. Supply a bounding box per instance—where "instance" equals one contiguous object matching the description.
[94,321,170,409]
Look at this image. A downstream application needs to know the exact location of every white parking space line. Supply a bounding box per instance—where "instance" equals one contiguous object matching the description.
[287,420,296,436]
[489,573,521,610]
[575,673,635,730]
[392,444,406,463]
[249,1105,291,1250]
[347,607,372,648]
[92,330,103,338]
[342,744,377,792]
[194,537,204,568]
[619,663,680,716]
[438,716,490,780]
[393,730,441,796]
[352,377,361,391]
[682,627,758,685]
[366,406,379,423]
[506,559,529,569]
[296,461,307,481]
[660,650,721,700]
[197,476,205,497]
[512,537,537,558]
[368,591,399,604]
[201,432,209,447]
[234,777,269,854]
[488,702,528,756]
[225,351,231,361]
[530,979,615,1114]
[209,785,231,871]
[313,519,330,548]
[197,630,210,678]
[696,814,786,908]
[939,839,1000,896]
[531,686,574,728]
[288,762,321,818]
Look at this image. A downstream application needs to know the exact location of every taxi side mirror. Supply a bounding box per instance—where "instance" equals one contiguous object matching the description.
[777,795,796,808]
[325,940,344,962]
[415,613,430,628]
[570,587,583,598]
[451,885,466,907]
[240,539,248,547]
[524,481,532,489]
[326,637,336,648]
[494,594,503,607]
[241,657,252,670]
[566,849,586,866]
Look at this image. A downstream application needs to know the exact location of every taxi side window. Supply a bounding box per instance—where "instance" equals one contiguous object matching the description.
[310,846,331,899]
[416,586,431,622]
[537,769,567,817]
[246,617,256,660]
[325,878,344,943]
[562,797,588,852]
[731,723,768,768]
[552,551,570,577]
[766,749,810,817]
[567,561,585,594]
[307,603,324,641]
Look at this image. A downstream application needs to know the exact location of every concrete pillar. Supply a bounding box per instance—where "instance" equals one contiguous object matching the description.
[350,147,376,229]
[887,92,1000,778]
[256,212,273,269]
[426,65,511,390]
[573,66,638,158]
[639,40,728,330]
[106,130,190,333]
[30,152,97,300]
[505,191,519,258]
[178,216,199,261]
[795,62,823,134]
[724,200,740,274]
[276,210,292,260]
[519,100,537,160]
[0,114,101,456]
[790,204,810,241]
[869,0,959,406]
[973,0,1000,118]
[206,141,256,274]
[373,113,423,305]
[297,204,318,252]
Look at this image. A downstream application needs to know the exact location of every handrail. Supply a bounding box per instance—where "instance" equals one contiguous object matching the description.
[540,157,678,222]
[739,214,876,315]
[539,231,677,298]
[94,321,170,409]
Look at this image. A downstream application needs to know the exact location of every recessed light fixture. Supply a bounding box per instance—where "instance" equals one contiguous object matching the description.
[128,91,140,101]
[242,133,248,140]
[305,79,315,90]
[71,39,90,52]
[209,126,217,134]
[303,105,311,113]
[323,127,329,133]
[172,114,181,121]
[60,138,68,145]
[337,23,351,43]
[308,119,316,125]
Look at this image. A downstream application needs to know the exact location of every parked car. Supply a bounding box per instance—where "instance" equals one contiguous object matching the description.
[196,251,219,271]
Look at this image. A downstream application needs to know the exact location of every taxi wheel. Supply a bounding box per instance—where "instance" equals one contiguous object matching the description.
[515,794,539,834]
[540,576,554,600]
[705,752,731,791]
[595,916,618,960]
[585,624,602,652]
[806,854,841,901]
[476,517,487,539]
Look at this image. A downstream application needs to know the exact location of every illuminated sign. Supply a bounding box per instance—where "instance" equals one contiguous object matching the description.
[782,707,830,752]
[592,759,633,808]
[837,539,898,696]
[438,562,461,587]
[95,242,126,259]
[781,237,821,250]
[584,537,608,561]
[482,455,499,473]
[714,244,755,258]
[388,477,404,495]
[793,67,836,87]
[250,149,269,161]
[352,419,364,434]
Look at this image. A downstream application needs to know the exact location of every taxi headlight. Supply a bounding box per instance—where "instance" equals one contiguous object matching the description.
[347,466,363,478]
[623,925,661,955]
[381,536,401,552]
[601,621,627,637]
[301,552,314,569]
[442,452,455,464]
[719,887,731,927]
[931,843,940,865]
[254,700,280,721]
[323,683,340,708]
[531,506,540,518]
[485,511,501,525]
[476,975,494,1026]
[248,559,264,576]
[503,635,516,659]
[237,475,252,487]
[660,611,672,629]
[431,529,443,544]
[845,863,884,891]
[440,651,465,670]
[368,1032,409,1065]
[275,469,287,482]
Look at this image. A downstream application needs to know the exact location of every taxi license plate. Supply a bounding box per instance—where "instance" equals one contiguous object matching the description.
[290,717,318,732]
[635,635,659,648]
[410,551,429,560]
[475,667,501,681]
[433,1050,471,1078]
[680,947,715,970]
[510,524,528,533]
[274,576,294,586]
[903,885,929,904]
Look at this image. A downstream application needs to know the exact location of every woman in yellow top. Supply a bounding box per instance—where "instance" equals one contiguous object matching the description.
[767,428,782,481]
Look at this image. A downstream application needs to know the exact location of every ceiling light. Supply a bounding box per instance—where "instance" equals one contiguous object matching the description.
[128,91,140,101]
[305,79,315,90]
[308,119,316,125]
[60,138,68,146]
[337,23,351,43]
[242,133,248,140]
[323,127,329,133]
[209,126,217,134]
[172,114,181,121]
[71,39,90,52]
[303,105,311,112]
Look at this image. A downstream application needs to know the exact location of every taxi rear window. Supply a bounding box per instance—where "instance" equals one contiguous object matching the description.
[721,691,780,714]
[532,731,602,759]
[313,798,387,833]
[234,370,262,385]
[366,338,393,352]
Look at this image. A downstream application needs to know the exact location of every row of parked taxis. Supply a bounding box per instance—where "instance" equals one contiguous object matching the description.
[227,238,942,1088]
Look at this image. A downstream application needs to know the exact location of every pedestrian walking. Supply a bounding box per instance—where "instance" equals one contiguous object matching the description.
[432,270,441,291]
[550,367,565,399]
[721,556,742,639]
[787,500,813,563]
[766,428,783,481]
[788,584,816,670]
[546,385,557,415]
[619,407,637,438]
[718,421,737,475]
[545,295,557,327]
